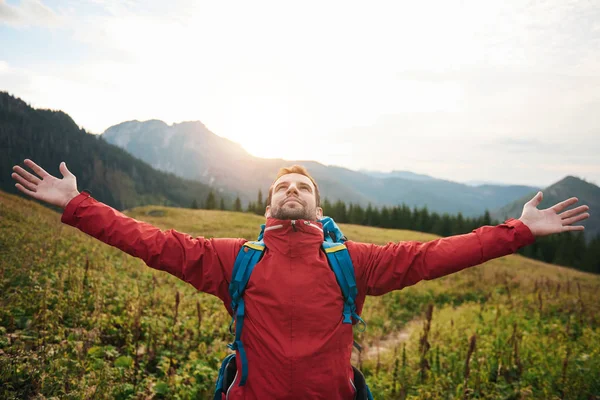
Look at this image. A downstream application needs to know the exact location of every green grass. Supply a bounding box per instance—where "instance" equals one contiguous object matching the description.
[1,191,599,399]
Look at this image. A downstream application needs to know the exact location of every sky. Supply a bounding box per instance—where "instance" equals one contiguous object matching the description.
[1,0,599,187]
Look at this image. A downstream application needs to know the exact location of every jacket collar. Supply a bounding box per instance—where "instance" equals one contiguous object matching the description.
[261,218,324,257]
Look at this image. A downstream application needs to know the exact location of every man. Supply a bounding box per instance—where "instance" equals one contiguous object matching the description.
[11,159,590,399]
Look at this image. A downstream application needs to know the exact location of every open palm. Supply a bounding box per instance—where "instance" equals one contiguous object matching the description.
[519,191,590,237]
[11,159,80,209]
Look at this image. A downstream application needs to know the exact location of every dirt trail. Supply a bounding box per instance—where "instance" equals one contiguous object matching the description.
[351,320,419,364]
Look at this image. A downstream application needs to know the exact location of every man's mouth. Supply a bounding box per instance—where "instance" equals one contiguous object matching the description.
[284,198,302,205]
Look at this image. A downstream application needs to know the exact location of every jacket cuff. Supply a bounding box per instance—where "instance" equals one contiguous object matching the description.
[504,218,536,246]
[61,190,93,226]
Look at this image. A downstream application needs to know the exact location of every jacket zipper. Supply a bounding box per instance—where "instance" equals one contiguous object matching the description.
[303,220,323,233]
[264,221,322,233]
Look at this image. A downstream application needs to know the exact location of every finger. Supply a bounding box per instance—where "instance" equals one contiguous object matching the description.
[551,197,578,213]
[527,191,543,207]
[12,165,42,184]
[562,213,590,226]
[15,183,40,199]
[562,225,585,232]
[23,159,50,178]
[559,205,589,219]
[11,173,38,191]
[59,162,74,178]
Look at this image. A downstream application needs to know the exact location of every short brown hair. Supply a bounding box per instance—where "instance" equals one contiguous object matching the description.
[266,165,321,207]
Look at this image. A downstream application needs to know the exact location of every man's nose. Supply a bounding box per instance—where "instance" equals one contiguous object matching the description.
[286,184,299,195]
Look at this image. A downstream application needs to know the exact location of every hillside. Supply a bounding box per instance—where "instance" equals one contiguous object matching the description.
[102,119,539,216]
[0,92,228,211]
[1,190,598,399]
[492,176,600,241]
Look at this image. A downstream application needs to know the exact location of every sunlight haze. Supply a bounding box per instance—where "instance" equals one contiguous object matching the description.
[1,0,599,187]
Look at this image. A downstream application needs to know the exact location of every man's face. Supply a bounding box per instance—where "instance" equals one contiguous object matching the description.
[265,173,323,221]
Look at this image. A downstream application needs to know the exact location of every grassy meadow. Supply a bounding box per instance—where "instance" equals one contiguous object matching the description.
[1,191,599,399]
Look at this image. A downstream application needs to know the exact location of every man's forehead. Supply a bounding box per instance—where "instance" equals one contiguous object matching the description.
[273,173,315,188]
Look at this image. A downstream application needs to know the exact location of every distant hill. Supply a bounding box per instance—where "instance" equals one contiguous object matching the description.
[0,92,227,210]
[464,180,515,186]
[358,170,436,181]
[103,120,539,216]
[491,176,600,241]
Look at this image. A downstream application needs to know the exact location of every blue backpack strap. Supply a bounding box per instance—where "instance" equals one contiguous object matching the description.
[367,385,374,400]
[257,223,266,241]
[320,216,347,243]
[213,353,236,400]
[219,217,369,393]
[321,242,367,332]
[227,240,265,386]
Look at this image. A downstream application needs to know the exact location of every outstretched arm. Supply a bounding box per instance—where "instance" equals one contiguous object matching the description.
[11,159,243,298]
[351,192,589,296]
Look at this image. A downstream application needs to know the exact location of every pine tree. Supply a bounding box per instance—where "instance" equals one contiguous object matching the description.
[482,210,492,226]
[400,205,412,229]
[334,200,347,223]
[365,203,375,226]
[191,199,199,209]
[440,214,452,236]
[454,212,465,235]
[234,196,242,212]
[349,203,365,225]
[205,191,217,210]
[380,206,391,228]
[411,206,420,230]
[391,206,402,229]
[322,198,332,217]
[420,206,431,232]
[255,189,264,215]
[219,198,226,210]
[582,235,600,273]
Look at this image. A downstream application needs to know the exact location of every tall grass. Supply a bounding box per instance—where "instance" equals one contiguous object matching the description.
[1,191,599,399]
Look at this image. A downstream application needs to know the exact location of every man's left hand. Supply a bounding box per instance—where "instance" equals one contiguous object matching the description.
[519,191,590,237]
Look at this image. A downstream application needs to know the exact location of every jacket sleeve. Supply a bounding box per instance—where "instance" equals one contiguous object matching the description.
[61,192,245,300]
[347,218,536,296]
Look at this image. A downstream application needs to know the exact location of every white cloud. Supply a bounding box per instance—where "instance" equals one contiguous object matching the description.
[0,60,35,98]
[1,0,599,186]
[0,0,63,28]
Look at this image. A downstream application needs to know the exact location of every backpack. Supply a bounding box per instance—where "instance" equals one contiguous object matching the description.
[213,217,374,400]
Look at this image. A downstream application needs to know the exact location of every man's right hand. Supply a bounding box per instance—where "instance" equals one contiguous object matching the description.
[11,159,80,209]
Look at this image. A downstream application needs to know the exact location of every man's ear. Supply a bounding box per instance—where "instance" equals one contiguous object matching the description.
[265,205,271,218]
[316,207,323,220]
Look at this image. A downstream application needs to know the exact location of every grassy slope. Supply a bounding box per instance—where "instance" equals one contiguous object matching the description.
[1,191,598,399]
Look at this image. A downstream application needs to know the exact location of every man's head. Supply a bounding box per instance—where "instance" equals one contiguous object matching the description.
[265,165,323,221]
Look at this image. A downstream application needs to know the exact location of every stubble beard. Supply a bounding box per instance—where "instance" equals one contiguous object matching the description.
[269,201,317,221]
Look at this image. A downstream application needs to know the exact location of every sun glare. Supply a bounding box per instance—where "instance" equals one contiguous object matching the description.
[215,95,308,161]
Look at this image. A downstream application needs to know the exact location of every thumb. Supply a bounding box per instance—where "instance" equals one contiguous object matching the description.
[59,162,74,178]
[527,191,543,208]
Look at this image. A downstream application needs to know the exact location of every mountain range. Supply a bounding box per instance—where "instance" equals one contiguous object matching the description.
[102,120,541,217]
[491,176,598,240]
[2,91,597,242]
[0,92,222,210]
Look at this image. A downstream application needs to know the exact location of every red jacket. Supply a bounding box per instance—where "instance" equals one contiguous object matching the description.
[62,192,535,399]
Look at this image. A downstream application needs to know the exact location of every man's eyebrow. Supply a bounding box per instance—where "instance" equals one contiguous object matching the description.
[275,182,288,190]
[299,183,312,191]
